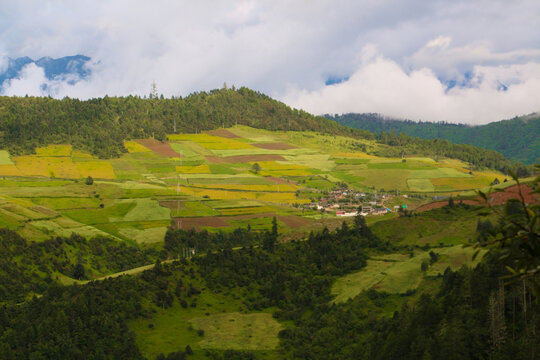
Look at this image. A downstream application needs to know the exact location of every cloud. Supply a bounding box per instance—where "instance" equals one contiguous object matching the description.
[0,1,539,123]
[406,36,540,80]
[283,46,540,124]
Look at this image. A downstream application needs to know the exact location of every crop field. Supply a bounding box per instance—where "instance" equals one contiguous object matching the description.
[431,176,497,191]
[76,161,116,179]
[178,186,305,204]
[0,164,22,176]
[407,178,435,192]
[160,200,221,217]
[218,206,275,216]
[169,134,254,150]
[31,197,101,210]
[117,225,168,244]
[0,125,518,242]
[124,141,151,153]
[176,164,211,174]
[195,184,299,192]
[114,198,171,222]
[35,144,72,157]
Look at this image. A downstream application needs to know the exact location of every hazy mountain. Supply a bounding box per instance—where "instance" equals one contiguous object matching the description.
[0,55,91,88]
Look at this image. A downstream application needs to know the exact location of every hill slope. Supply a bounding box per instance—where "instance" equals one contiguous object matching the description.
[0,88,531,175]
[327,112,540,164]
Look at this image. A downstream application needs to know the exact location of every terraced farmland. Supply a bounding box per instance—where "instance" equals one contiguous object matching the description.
[0,125,509,243]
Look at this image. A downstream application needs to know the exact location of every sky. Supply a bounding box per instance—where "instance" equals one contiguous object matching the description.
[1,0,539,124]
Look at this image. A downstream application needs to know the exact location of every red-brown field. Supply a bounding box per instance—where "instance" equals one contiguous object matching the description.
[276,215,312,228]
[172,216,229,230]
[205,154,286,163]
[416,184,538,212]
[253,142,297,150]
[135,139,183,158]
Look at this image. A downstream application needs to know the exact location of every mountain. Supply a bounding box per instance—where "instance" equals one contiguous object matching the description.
[327,113,540,164]
[0,88,538,359]
[0,55,91,89]
[0,88,531,176]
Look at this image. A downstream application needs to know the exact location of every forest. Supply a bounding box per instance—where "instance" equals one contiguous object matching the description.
[0,199,538,359]
[328,112,540,165]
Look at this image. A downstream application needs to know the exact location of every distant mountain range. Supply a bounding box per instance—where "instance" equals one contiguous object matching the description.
[0,55,91,89]
[327,113,540,164]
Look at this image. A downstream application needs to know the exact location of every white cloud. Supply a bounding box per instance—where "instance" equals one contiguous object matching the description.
[283,47,540,124]
[406,36,540,79]
[0,1,539,123]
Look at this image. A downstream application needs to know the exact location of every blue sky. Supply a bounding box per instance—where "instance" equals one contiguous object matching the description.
[1,0,539,124]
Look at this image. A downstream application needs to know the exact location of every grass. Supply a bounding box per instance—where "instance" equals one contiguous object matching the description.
[332,246,485,302]
[407,178,435,192]
[115,198,171,222]
[117,225,168,244]
[31,197,101,210]
[371,209,482,247]
[129,281,276,359]
[0,150,13,165]
[284,154,335,171]
[166,200,221,217]
[190,312,282,350]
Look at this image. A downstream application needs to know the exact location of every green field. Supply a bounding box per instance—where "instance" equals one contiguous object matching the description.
[0,150,14,165]
[190,313,282,350]
[0,125,510,241]
[332,245,485,302]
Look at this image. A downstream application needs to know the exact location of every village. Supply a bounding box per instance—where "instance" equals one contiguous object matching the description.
[304,187,407,217]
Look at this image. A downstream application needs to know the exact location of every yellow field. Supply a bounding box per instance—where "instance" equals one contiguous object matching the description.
[14,156,56,177]
[0,164,22,176]
[76,161,116,179]
[196,184,299,192]
[124,141,151,153]
[176,164,211,174]
[71,150,94,158]
[168,134,254,150]
[47,158,80,178]
[35,145,72,157]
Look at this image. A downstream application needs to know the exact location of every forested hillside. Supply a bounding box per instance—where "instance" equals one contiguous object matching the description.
[328,113,540,164]
[0,88,371,158]
[0,88,532,175]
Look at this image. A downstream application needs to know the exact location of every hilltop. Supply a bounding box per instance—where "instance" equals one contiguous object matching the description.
[327,112,540,164]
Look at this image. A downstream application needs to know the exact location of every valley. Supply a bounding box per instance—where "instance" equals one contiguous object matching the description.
[0,93,537,360]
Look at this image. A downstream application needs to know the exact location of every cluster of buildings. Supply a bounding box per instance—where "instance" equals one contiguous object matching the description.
[305,187,404,217]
